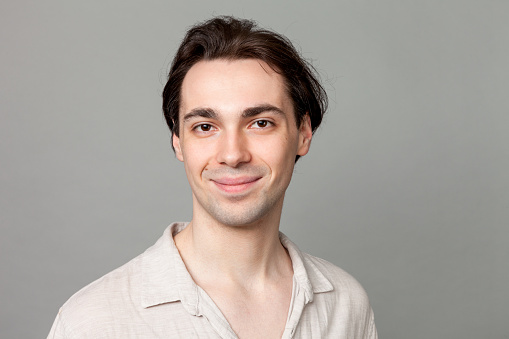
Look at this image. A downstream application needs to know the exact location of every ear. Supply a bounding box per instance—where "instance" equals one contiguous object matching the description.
[297,114,313,156]
[172,133,184,162]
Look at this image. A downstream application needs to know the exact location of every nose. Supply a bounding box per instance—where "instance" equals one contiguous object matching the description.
[216,130,251,167]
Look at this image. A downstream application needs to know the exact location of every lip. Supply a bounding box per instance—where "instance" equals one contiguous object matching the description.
[211,176,261,194]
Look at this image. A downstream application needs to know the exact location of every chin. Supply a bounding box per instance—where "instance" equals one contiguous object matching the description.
[208,201,275,227]
[211,211,268,227]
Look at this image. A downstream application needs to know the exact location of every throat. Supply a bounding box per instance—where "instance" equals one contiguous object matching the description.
[174,220,293,292]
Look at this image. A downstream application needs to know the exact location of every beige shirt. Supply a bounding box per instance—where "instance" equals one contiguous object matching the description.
[48,222,377,338]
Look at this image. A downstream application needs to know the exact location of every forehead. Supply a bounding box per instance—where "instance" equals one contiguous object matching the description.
[180,59,292,116]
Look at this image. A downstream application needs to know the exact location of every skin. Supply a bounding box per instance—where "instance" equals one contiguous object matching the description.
[173,58,312,338]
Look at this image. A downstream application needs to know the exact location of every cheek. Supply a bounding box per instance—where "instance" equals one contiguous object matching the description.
[181,142,212,177]
[251,134,298,173]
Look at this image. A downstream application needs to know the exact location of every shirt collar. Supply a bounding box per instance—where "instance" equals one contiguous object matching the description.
[141,222,200,313]
[141,223,333,309]
[279,232,334,303]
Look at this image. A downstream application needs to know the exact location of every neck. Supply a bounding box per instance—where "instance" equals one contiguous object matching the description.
[174,199,292,290]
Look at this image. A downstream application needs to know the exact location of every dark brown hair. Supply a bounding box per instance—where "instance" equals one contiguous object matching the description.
[162,16,328,159]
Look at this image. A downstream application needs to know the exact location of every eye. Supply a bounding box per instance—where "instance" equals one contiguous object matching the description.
[251,120,272,129]
[194,124,214,132]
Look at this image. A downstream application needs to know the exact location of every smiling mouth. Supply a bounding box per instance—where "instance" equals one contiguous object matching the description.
[211,177,261,194]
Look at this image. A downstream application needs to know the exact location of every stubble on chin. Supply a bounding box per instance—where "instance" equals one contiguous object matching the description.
[205,196,277,227]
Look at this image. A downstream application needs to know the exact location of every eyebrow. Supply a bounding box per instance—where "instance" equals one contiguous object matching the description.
[182,108,218,122]
[183,104,285,123]
[242,104,285,118]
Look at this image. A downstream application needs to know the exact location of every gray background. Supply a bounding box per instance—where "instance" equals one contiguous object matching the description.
[1,1,508,338]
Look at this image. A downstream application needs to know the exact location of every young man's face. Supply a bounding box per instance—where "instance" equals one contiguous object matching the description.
[173,59,312,227]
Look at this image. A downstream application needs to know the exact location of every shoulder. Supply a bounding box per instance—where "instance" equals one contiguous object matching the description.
[304,253,368,293]
[281,232,372,307]
[302,252,372,310]
[48,224,184,338]
[67,253,143,305]
[49,254,143,337]
[300,253,377,338]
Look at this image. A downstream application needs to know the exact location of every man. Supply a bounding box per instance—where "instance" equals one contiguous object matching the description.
[48,16,377,338]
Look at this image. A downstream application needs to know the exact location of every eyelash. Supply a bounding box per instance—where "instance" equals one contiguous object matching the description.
[250,120,273,129]
[191,120,274,134]
[193,123,216,132]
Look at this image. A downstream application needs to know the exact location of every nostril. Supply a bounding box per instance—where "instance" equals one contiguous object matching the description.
[215,134,251,167]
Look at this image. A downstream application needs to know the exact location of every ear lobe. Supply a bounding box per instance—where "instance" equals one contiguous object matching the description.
[172,133,184,162]
[297,115,313,156]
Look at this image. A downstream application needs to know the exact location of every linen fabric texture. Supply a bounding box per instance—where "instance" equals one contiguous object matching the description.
[48,222,377,338]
